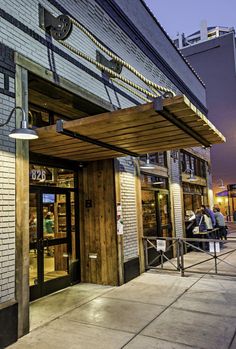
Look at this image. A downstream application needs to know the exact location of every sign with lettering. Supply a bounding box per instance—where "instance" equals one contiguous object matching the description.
[30,169,46,182]
[117,203,123,235]
[209,242,220,253]
[156,239,166,252]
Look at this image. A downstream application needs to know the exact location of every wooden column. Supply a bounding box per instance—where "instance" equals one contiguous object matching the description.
[80,159,118,285]
[15,64,30,337]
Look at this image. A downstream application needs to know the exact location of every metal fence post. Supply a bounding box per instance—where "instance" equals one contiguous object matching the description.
[180,239,185,277]
[160,250,164,269]
[177,238,180,271]
[214,241,218,274]
[144,239,148,270]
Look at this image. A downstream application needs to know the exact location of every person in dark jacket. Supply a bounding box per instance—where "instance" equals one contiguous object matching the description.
[195,208,207,232]
[192,209,208,250]
[201,205,216,228]
[214,207,227,240]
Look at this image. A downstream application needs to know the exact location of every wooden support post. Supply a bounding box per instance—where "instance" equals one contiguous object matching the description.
[15,64,30,337]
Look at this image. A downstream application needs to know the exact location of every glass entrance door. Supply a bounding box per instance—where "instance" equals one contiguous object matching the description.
[141,190,171,237]
[29,188,73,300]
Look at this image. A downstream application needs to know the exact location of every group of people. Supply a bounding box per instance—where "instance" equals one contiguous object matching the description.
[187,205,228,240]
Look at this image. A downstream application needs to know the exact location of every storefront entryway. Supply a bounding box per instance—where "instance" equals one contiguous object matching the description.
[29,164,79,301]
[140,171,173,263]
[140,172,171,238]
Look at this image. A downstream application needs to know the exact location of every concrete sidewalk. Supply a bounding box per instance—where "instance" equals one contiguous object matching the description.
[8,228,236,349]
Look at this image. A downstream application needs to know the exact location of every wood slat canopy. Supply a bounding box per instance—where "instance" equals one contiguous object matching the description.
[30,95,225,162]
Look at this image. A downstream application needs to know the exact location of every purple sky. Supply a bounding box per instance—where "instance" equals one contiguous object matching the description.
[144,0,236,38]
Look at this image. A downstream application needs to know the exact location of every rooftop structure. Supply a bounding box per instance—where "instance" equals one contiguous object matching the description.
[174,23,235,48]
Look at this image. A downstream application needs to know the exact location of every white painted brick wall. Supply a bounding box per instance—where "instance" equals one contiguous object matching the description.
[169,157,184,238]
[119,158,139,262]
[0,1,211,295]
[0,0,182,111]
[0,94,16,304]
[57,0,180,94]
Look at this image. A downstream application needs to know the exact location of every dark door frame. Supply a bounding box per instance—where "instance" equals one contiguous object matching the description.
[28,155,80,301]
[141,187,171,236]
[29,186,78,300]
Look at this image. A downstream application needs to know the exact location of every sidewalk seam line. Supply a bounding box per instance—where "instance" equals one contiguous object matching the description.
[121,273,206,349]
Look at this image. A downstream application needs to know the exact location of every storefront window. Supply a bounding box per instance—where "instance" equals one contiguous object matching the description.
[180,150,206,178]
[140,173,168,190]
[29,193,37,286]
[159,193,170,238]
[142,190,158,236]
[140,152,167,167]
[141,190,171,237]
[183,183,205,215]
[185,153,190,170]
[141,172,171,237]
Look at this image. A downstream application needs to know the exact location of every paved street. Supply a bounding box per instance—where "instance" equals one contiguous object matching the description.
[8,224,236,349]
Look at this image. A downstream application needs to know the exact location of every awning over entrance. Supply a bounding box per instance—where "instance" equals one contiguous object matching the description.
[30,95,225,162]
[216,190,228,197]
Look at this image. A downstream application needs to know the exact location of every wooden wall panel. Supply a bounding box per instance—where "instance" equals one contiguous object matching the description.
[79,159,118,285]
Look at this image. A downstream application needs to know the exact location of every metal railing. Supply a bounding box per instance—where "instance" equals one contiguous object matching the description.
[143,236,236,277]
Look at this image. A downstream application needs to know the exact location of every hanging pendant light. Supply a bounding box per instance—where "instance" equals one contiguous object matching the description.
[1,106,38,140]
[217,178,226,189]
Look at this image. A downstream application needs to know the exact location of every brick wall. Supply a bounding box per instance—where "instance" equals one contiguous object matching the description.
[0,44,16,304]
[0,1,211,292]
[169,155,185,238]
[0,0,183,111]
[118,157,139,262]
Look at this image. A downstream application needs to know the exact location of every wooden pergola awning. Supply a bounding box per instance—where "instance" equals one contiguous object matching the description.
[30,95,225,162]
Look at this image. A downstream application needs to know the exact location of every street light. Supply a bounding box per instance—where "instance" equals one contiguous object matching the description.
[217,178,226,189]
[0,106,38,140]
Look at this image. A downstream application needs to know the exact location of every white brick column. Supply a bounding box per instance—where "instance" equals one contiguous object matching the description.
[0,63,16,305]
[168,152,185,238]
[118,158,139,262]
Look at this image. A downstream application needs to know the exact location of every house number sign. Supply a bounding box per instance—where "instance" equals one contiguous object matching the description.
[30,169,46,182]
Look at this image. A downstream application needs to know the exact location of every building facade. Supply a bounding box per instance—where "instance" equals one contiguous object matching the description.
[178,26,236,216]
[0,1,224,347]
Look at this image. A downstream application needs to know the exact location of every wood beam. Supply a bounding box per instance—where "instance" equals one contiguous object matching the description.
[15,65,30,338]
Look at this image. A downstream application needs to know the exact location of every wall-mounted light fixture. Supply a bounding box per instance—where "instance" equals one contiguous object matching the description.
[185,168,197,182]
[0,106,38,140]
[140,153,156,170]
[217,178,226,189]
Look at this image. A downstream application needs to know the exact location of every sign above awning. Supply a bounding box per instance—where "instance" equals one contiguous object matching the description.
[30,95,225,162]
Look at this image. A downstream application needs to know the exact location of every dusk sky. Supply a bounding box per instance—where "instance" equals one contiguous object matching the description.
[144,0,236,39]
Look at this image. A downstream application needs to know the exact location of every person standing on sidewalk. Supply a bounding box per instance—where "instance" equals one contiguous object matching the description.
[201,204,216,228]
[214,207,228,240]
